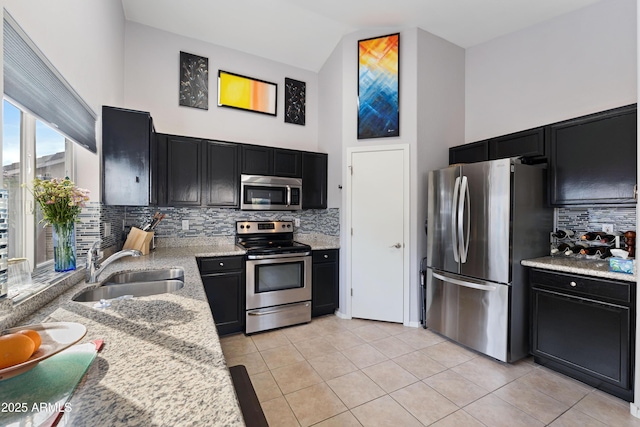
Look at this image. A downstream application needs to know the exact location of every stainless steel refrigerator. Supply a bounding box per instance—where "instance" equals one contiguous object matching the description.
[425,158,552,362]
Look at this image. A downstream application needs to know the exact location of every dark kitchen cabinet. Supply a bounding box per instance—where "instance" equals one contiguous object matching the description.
[241,145,302,177]
[548,104,637,206]
[302,152,328,209]
[241,145,273,176]
[199,256,246,336]
[274,148,302,177]
[161,134,202,206]
[530,268,635,401]
[312,249,339,317]
[102,106,156,206]
[449,140,488,165]
[202,140,240,207]
[489,127,545,162]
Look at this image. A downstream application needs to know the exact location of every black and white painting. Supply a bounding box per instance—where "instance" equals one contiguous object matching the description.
[179,51,208,110]
[284,77,305,125]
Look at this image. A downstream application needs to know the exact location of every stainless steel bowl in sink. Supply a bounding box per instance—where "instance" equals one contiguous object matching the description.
[73,268,185,302]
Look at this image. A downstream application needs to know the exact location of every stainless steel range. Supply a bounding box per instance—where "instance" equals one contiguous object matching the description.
[237,220,312,334]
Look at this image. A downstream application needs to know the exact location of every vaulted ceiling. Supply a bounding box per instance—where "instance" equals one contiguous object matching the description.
[122,0,603,71]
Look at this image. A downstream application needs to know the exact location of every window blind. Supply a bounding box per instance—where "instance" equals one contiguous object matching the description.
[3,12,97,153]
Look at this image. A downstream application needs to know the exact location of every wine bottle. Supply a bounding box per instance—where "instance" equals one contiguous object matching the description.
[598,234,618,243]
[580,246,609,256]
[551,243,571,255]
[571,242,589,253]
[552,229,575,239]
[581,231,608,241]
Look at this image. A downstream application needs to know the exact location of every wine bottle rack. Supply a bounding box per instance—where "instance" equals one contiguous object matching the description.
[550,230,624,259]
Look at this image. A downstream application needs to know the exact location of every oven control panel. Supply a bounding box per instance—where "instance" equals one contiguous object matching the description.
[236,220,294,234]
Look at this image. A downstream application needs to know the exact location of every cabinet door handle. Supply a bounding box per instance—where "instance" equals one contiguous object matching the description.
[219,262,224,266]
[570,281,577,287]
[323,254,328,259]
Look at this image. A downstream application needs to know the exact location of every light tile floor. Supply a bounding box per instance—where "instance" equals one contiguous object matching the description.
[220,315,640,427]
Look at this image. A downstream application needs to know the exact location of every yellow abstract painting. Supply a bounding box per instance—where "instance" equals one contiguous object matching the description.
[218,71,277,115]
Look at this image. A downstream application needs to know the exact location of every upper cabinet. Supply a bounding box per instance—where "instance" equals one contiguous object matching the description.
[449,127,545,166]
[449,140,488,165]
[241,145,273,176]
[102,106,156,206]
[165,134,202,206]
[448,104,637,207]
[241,145,302,178]
[274,149,303,178]
[203,140,240,207]
[157,134,241,208]
[302,152,328,209]
[489,127,545,162]
[548,104,637,206]
[133,131,326,210]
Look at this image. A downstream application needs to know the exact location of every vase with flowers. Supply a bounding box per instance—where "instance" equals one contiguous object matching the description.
[30,177,90,272]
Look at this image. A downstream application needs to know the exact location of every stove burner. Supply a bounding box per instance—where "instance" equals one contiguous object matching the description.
[235,220,311,256]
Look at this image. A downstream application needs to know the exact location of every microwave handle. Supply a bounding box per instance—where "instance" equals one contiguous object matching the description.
[286,185,291,207]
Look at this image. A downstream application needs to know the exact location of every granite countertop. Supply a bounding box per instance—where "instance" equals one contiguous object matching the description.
[294,233,340,250]
[0,234,339,426]
[1,244,246,427]
[521,256,637,282]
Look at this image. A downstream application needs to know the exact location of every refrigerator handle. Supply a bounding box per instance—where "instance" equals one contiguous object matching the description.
[451,176,461,262]
[460,176,470,263]
[457,176,466,263]
[433,271,498,292]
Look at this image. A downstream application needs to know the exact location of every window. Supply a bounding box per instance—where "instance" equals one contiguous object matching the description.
[3,99,74,268]
[2,12,94,273]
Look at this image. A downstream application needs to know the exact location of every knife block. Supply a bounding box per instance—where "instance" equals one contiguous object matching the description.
[123,227,154,255]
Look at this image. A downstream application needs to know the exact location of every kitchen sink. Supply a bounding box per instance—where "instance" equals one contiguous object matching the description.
[73,268,185,302]
[101,268,184,285]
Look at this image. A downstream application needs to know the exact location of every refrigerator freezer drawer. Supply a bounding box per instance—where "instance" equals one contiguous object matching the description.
[426,269,510,362]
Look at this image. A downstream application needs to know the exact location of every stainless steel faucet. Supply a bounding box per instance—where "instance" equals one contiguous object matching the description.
[86,240,142,283]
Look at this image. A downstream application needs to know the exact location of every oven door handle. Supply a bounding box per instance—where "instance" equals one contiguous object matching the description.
[248,303,311,316]
[247,252,312,260]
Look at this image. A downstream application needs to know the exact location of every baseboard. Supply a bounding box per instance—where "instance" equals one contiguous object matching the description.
[334,310,349,319]
[631,402,640,418]
[405,321,421,328]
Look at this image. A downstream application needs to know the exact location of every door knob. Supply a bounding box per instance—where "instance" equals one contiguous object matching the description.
[390,243,402,249]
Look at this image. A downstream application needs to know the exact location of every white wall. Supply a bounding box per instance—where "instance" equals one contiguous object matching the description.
[123,22,318,152]
[2,0,126,198]
[321,27,464,324]
[415,28,465,319]
[465,0,637,142]
[318,41,343,210]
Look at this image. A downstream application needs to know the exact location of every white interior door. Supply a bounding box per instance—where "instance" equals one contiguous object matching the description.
[349,146,406,323]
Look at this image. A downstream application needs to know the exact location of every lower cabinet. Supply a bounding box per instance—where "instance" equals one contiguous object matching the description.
[198,256,245,336]
[530,268,635,401]
[312,250,339,317]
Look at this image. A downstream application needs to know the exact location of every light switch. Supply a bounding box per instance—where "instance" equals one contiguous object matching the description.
[182,220,189,231]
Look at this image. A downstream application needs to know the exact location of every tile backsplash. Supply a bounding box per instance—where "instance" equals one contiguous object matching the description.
[556,206,636,235]
[77,204,339,252]
[123,206,340,239]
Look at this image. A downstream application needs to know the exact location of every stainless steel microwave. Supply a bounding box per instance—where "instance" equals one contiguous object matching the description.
[240,175,302,210]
